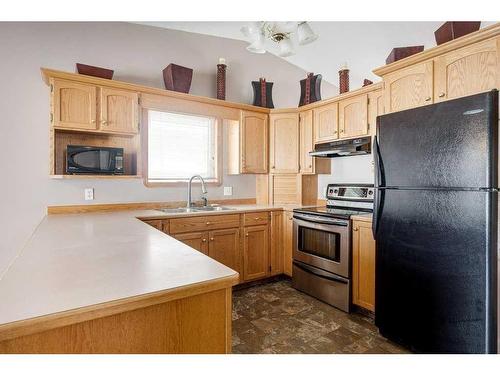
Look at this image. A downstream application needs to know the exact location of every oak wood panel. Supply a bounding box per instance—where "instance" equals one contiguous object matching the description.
[270,210,284,276]
[283,211,294,276]
[240,111,268,174]
[299,110,331,174]
[169,214,240,234]
[269,112,299,173]
[434,37,499,102]
[99,87,138,134]
[255,174,270,205]
[142,219,163,231]
[209,228,241,277]
[243,224,270,281]
[53,129,137,175]
[339,93,368,138]
[161,220,170,234]
[0,289,231,354]
[52,79,97,130]
[368,89,384,136]
[352,220,376,312]
[243,211,270,226]
[174,232,209,255]
[313,102,338,143]
[383,60,434,113]
[269,175,301,205]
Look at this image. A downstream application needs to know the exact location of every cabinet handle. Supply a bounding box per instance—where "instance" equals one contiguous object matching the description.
[206,221,211,225]
[308,164,312,168]
[334,130,338,134]
[340,129,344,133]
[353,227,359,231]
[91,119,96,123]
[202,238,207,242]
[271,165,275,169]
[254,217,261,220]
[425,97,431,102]
[438,92,446,98]
[210,237,214,241]
[288,217,293,220]
[245,233,249,237]
[102,120,107,125]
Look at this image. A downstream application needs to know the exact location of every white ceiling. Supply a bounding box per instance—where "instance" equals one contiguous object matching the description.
[137,21,495,90]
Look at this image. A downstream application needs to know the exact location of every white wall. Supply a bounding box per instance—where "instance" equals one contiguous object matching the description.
[317,155,374,198]
[0,22,338,276]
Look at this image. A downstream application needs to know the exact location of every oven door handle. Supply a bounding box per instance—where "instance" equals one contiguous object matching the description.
[293,215,348,227]
[293,261,348,284]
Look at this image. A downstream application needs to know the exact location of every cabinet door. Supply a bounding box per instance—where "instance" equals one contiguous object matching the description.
[52,79,97,130]
[270,211,284,276]
[352,220,376,312]
[243,225,269,281]
[240,111,268,173]
[269,113,299,173]
[339,94,368,138]
[368,89,384,136]
[99,87,138,134]
[142,219,163,231]
[383,60,434,113]
[209,228,240,275]
[174,231,209,255]
[269,174,301,205]
[313,102,338,143]
[299,110,314,174]
[283,211,294,277]
[434,37,499,103]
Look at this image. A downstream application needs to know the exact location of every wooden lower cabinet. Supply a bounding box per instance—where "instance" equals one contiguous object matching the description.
[243,225,269,281]
[270,211,284,276]
[209,228,241,277]
[352,219,376,312]
[174,232,208,255]
[283,211,294,276]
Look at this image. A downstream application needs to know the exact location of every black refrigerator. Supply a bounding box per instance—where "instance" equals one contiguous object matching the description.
[373,90,498,354]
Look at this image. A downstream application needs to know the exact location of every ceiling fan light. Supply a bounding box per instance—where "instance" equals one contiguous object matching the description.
[297,22,318,45]
[246,34,266,54]
[278,38,295,57]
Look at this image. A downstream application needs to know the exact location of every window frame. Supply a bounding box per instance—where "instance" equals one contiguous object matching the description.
[141,108,223,187]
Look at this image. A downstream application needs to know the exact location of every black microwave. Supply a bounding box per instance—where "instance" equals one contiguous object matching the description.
[66,145,124,174]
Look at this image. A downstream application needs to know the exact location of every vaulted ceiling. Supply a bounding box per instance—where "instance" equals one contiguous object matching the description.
[137,21,495,91]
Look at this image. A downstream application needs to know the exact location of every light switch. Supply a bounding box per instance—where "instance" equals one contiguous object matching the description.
[84,188,94,201]
[223,186,233,196]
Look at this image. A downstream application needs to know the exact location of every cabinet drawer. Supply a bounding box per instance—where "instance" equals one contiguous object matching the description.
[244,211,270,226]
[169,214,240,234]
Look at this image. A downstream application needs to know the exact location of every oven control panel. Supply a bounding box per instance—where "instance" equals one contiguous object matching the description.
[326,184,374,201]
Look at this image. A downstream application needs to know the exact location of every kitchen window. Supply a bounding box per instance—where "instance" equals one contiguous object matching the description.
[146,109,221,185]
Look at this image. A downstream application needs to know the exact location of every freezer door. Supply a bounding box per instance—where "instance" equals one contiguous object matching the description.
[376,90,498,189]
[375,189,497,353]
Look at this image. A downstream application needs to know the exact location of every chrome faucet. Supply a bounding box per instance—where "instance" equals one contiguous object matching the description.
[187,175,208,208]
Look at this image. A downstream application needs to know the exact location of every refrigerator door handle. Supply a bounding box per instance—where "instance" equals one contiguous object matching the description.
[372,135,383,237]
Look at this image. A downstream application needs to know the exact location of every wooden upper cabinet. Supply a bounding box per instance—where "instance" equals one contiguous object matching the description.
[52,79,97,130]
[240,111,268,174]
[313,102,338,143]
[383,60,434,113]
[243,224,269,281]
[368,89,384,135]
[174,232,209,255]
[208,228,241,275]
[99,87,138,134]
[270,211,284,276]
[352,220,376,312]
[269,112,299,173]
[338,94,368,138]
[434,37,499,102]
[299,110,314,174]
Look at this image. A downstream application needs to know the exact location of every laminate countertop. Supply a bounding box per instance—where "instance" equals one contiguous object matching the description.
[0,204,287,339]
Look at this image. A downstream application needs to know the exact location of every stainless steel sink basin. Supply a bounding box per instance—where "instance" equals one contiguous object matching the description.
[157,206,234,214]
[193,206,234,212]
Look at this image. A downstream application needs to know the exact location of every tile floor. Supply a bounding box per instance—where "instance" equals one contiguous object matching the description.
[232,280,409,354]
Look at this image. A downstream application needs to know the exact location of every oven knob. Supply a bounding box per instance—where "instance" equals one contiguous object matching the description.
[368,190,373,195]
[333,189,338,194]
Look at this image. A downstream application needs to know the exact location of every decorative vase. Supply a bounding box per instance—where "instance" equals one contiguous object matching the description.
[299,73,322,106]
[162,63,193,93]
[385,46,424,64]
[252,78,274,108]
[76,63,114,79]
[362,79,373,87]
[216,58,226,100]
[338,65,349,94]
[434,22,481,45]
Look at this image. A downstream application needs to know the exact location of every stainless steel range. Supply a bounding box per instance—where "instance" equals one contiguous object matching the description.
[292,184,374,312]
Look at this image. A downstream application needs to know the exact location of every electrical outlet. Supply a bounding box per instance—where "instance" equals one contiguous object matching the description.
[223,186,233,196]
[84,188,94,201]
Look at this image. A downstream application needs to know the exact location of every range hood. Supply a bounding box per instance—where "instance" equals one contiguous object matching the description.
[309,136,371,158]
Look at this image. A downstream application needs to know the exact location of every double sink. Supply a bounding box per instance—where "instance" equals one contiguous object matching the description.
[158,206,235,214]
